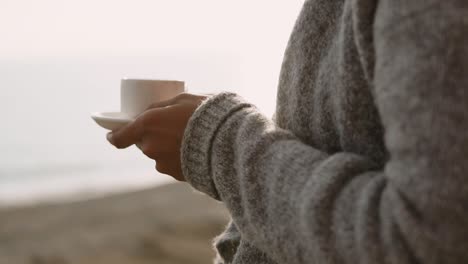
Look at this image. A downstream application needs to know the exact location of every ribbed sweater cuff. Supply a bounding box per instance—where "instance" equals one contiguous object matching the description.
[181,92,253,200]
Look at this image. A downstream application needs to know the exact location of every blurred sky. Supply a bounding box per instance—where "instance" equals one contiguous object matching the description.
[1,0,303,58]
[1,0,305,114]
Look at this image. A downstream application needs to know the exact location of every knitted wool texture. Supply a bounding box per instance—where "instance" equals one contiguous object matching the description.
[181,1,468,263]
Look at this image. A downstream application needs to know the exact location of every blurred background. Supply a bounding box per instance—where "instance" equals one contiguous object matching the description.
[0,0,303,263]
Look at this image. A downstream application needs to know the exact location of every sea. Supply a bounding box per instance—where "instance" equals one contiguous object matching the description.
[0,54,278,206]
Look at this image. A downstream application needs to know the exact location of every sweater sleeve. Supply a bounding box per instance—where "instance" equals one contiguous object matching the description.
[181,2,468,264]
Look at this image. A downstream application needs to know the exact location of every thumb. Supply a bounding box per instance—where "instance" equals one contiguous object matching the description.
[107,118,144,149]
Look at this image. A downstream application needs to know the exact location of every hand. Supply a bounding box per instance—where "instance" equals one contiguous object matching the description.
[106,93,207,181]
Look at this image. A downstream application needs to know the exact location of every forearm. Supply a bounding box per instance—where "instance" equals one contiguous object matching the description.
[182,92,468,264]
[182,93,379,263]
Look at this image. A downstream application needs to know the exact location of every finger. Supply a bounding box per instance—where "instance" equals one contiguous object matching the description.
[145,93,187,110]
[155,160,170,175]
[138,104,182,129]
[110,105,171,149]
[155,160,184,181]
[138,135,179,159]
[107,118,144,149]
[155,159,177,176]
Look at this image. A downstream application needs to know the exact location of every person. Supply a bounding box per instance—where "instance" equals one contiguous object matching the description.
[107,1,468,263]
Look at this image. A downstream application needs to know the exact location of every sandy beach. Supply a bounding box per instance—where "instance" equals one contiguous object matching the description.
[0,183,229,264]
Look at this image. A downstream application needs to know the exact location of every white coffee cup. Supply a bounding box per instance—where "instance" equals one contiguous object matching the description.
[121,79,185,117]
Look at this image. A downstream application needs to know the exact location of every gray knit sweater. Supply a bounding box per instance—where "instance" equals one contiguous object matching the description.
[181,1,468,263]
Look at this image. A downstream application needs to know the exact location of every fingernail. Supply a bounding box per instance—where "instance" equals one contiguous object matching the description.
[106,132,113,144]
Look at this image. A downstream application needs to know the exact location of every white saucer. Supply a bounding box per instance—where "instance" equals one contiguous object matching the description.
[91,112,134,130]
